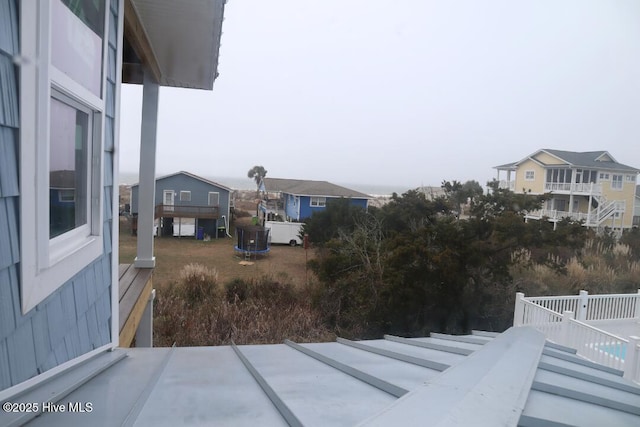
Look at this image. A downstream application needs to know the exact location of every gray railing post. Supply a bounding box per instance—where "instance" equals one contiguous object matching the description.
[624,336,640,382]
[578,290,589,321]
[561,311,574,347]
[135,289,156,347]
[513,292,525,327]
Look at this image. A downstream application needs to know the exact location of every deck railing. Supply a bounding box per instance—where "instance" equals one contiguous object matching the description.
[498,180,515,191]
[544,182,602,194]
[563,313,627,371]
[154,204,219,219]
[524,290,640,321]
[514,290,640,383]
[514,299,564,342]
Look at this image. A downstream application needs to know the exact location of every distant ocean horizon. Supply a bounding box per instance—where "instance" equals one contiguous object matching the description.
[118,172,414,197]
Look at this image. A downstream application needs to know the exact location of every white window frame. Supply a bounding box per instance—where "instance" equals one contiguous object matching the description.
[208,191,220,206]
[163,190,175,212]
[58,189,76,202]
[611,174,623,191]
[599,173,610,181]
[19,0,107,314]
[310,197,327,207]
[626,175,636,182]
[524,170,535,181]
[180,190,191,202]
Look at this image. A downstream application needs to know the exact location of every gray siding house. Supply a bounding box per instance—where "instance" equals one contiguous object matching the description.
[0,0,226,398]
[130,171,232,237]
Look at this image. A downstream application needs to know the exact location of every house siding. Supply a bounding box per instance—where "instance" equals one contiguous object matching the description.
[533,151,565,165]
[0,0,120,391]
[285,194,299,220]
[600,175,636,228]
[292,195,368,220]
[130,173,231,221]
[514,159,546,194]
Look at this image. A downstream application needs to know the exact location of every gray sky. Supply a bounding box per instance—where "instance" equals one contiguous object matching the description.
[119,0,640,191]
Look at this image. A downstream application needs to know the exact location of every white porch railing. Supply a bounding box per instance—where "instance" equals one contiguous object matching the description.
[526,209,589,223]
[514,290,640,383]
[544,182,602,194]
[526,200,626,227]
[524,290,640,321]
[498,180,515,191]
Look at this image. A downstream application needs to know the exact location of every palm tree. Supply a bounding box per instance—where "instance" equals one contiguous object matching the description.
[247,165,267,197]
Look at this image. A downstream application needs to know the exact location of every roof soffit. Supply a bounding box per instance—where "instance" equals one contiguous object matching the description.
[123,0,162,84]
[130,0,224,90]
[125,0,224,90]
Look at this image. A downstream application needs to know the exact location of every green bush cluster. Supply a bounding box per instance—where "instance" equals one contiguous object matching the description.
[305,183,640,338]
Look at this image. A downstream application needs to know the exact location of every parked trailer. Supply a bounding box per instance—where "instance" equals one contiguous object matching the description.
[265,221,304,246]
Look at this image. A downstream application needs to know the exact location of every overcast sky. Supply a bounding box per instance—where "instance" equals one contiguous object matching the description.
[119,0,640,192]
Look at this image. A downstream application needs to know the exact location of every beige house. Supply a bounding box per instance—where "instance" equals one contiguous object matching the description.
[495,149,639,229]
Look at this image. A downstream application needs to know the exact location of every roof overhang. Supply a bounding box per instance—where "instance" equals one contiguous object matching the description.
[123,0,225,89]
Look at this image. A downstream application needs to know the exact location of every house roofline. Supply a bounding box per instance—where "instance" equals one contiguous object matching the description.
[130,171,232,191]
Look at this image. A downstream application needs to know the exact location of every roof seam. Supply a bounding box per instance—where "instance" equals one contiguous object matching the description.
[231,342,303,427]
[336,337,450,372]
[121,346,176,427]
[285,339,408,398]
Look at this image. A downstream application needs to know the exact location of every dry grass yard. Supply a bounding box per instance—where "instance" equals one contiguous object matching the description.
[118,216,314,291]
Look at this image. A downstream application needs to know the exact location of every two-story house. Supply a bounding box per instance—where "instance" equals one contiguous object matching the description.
[130,171,232,238]
[495,149,639,230]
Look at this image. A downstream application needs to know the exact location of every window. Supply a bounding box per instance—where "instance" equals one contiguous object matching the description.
[180,191,191,202]
[525,170,535,181]
[20,0,107,314]
[310,197,326,207]
[611,175,623,190]
[58,189,76,202]
[599,173,610,181]
[208,192,220,206]
[49,93,91,239]
[626,175,636,182]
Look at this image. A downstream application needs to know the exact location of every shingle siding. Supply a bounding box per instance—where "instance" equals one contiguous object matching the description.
[0,127,19,197]
[0,0,18,56]
[0,339,10,390]
[0,51,19,128]
[31,309,51,368]
[0,198,14,270]
[0,0,119,391]
[0,267,16,341]
[6,320,38,384]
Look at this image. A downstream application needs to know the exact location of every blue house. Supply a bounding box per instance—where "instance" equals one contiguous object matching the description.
[0,0,226,398]
[130,171,232,238]
[262,177,371,221]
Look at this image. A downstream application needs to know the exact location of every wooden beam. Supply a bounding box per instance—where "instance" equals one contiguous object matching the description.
[123,0,162,84]
[119,266,154,348]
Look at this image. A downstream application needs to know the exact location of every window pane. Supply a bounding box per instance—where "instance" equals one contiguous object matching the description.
[61,0,104,37]
[50,97,89,238]
[52,0,104,96]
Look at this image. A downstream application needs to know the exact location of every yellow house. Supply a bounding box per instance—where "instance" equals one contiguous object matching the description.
[495,149,639,230]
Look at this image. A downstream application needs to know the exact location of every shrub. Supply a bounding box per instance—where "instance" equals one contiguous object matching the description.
[177,263,220,306]
[154,274,334,347]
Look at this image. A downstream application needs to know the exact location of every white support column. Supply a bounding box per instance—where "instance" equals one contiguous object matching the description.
[577,290,589,321]
[135,289,156,347]
[634,289,640,319]
[513,292,525,327]
[623,336,640,382]
[134,70,160,268]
